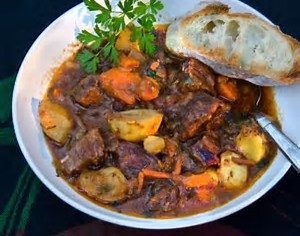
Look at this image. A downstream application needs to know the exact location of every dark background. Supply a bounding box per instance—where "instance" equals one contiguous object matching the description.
[1,0,299,235]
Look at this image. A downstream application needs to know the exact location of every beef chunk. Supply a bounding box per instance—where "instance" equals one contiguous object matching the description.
[191,135,220,166]
[161,151,197,173]
[73,75,102,107]
[160,155,175,172]
[179,93,221,140]
[200,135,220,154]
[160,138,179,172]
[60,129,105,175]
[154,92,194,120]
[178,152,197,172]
[179,59,215,94]
[115,184,153,216]
[155,92,227,140]
[116,142,159,178]
[146,180,189,214]
[116,181,189,216]
[48,62,84,105]
[147,184,179,212]
[206,102,231,130]
[162,138,179,157]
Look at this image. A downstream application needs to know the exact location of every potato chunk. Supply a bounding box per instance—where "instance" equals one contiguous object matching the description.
[143,136,165,154]
[39,99,73,143]
[115,27,139,52]
[218,151,248,189]
[79,167,128,203]
[108,109,163,142]
[236,124,267,163]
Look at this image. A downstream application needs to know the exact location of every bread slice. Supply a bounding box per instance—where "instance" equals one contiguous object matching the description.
[166,3,300,86]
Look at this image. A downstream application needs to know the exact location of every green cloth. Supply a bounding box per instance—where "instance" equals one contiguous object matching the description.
[0,77,41,235]
[0,167,41,235]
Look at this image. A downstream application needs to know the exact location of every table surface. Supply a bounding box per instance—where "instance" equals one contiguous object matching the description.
[1,0,299,235]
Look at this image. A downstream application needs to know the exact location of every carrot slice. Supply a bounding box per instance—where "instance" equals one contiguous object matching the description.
[137,172,144,193]
[119,54,140,70]
[100,68,141,104]
[182,171,218,188]
[142,169,170,179]
[137,169,170,193]
[137,76,160,101]
[172,159,182,175]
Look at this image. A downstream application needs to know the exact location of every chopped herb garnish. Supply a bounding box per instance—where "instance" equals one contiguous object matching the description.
[146,69,156,78]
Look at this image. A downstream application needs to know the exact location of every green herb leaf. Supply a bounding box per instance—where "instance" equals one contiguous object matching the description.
[94,24,106,36]
[0,76,15,123]
[131,26,142,41]
[124,0,134,11]
[102,37,119,64]
[76,49,99,74]
[104,0,112,11]
[95,12,111,25]
[77,0,164,73]
[77,30,103,50]
[138,13,155,30]
[111,16,126,32]
[0,127,17,146]
[134,2,148,16]
[140,31,156,55]
[150,0,164,14]
[84,0,103,11]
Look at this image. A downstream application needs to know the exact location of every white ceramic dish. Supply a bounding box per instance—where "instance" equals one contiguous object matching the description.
[12,0,300,229]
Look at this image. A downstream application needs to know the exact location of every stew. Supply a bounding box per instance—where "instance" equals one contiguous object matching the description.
[39,25,278,218]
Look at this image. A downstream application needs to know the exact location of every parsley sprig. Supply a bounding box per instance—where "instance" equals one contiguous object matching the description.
[76,0,164,73]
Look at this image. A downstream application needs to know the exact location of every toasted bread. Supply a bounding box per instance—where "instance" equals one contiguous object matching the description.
[166,3,300,86]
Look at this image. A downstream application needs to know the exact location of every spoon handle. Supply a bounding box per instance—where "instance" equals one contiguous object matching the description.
[254,113,300,173]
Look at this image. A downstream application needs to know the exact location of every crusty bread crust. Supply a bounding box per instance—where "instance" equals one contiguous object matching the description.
[166,3,300,86]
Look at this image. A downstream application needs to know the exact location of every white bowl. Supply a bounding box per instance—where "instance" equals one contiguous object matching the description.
[12,0,300,229]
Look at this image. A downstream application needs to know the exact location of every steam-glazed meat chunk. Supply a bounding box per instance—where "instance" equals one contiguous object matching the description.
[48,62,84,105]
[191,135,220,166]
[155,92,229,140]
[147,183,179,212]
[178,93,223,140]
[73,75,102,107]
[206,102,231,130]
[60,129,105,175]
[154,92,194,120]
[178,152,197,172]
[116,142,159,178]
[179,59,216,94]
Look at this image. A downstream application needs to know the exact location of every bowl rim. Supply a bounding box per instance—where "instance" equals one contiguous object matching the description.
[12,0,291,229]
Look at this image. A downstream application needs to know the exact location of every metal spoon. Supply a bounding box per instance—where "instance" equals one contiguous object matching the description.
[253,88,300,172]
